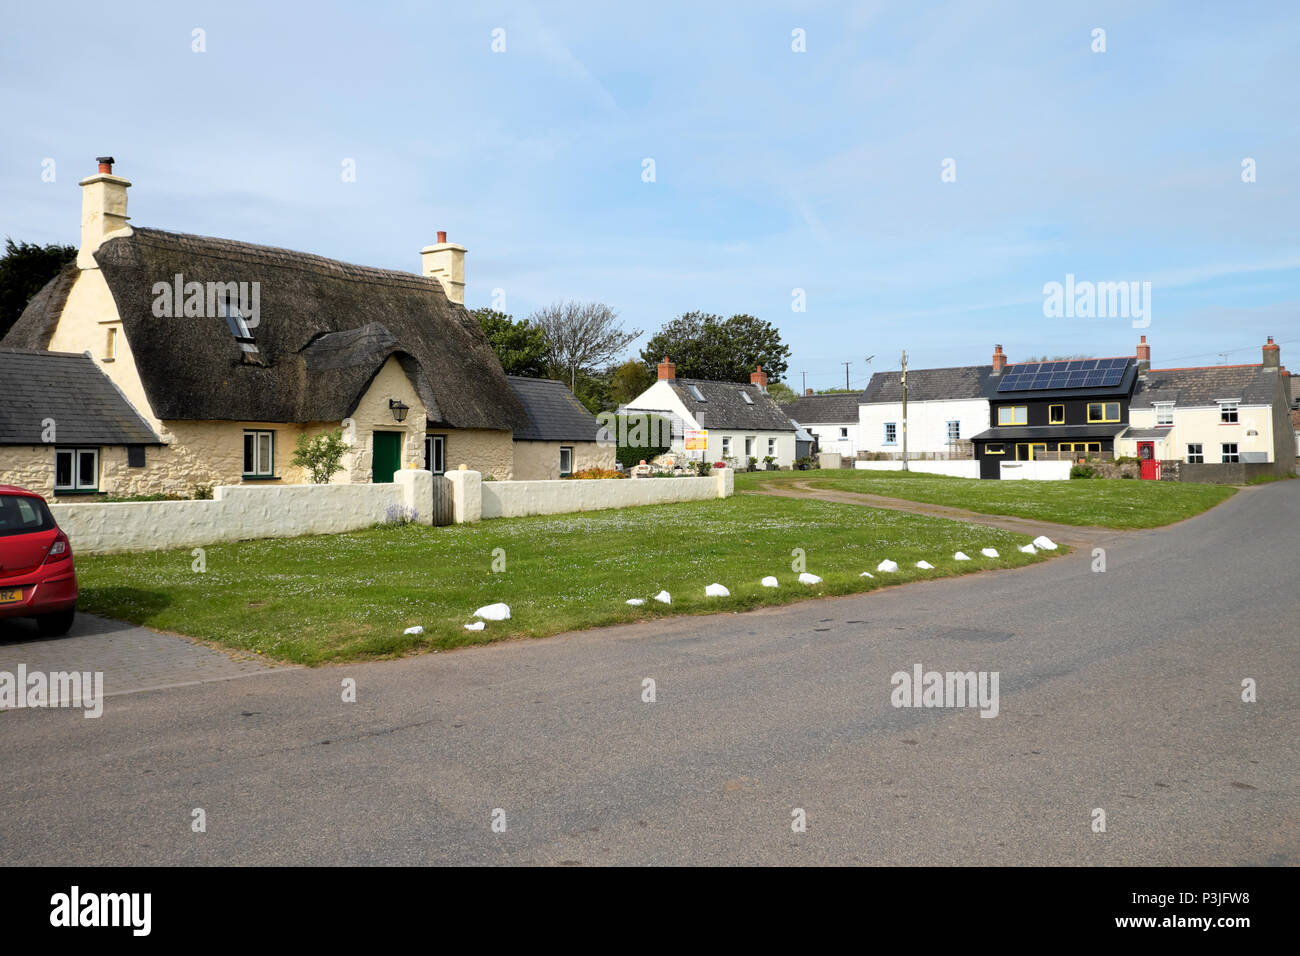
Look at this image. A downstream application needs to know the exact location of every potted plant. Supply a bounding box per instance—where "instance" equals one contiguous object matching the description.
[763,455,777,471]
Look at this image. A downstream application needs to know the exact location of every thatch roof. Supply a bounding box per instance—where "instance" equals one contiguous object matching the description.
[3,229,527,430]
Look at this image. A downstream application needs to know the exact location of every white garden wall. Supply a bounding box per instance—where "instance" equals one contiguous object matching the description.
[855,460,980,479]
[50,471,431,554]
[999,460,1072,481]
[479,468,732,520]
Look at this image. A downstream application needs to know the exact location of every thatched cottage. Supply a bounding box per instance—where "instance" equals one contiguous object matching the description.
[1,158,612,499]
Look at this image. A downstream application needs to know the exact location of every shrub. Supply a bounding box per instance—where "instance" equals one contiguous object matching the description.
[568,467,626,480]
[193,484,214,500]
[611,413,673,470]
[291,428,348,484]
[1070,464,1095,479]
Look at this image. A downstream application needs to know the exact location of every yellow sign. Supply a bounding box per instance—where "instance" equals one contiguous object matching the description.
[684,429,708,451]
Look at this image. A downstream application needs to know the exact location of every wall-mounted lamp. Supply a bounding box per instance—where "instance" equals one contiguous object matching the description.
[389,399,410,423]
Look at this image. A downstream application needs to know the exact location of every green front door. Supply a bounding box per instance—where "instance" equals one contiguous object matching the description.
[371,431,402,483]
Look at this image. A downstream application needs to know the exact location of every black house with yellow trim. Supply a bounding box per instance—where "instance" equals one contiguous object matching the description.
[969,344,1144,479]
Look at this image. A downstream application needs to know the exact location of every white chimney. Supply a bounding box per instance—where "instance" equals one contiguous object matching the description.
[420,230,466,305]
[78,156,132,269]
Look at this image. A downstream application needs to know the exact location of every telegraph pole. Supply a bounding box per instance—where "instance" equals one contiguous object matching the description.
[900,350,908,471]
[842,362,851,390]
[801,371,807,395]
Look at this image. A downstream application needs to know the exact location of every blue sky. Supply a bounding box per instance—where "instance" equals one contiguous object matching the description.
[2,0,1297,388]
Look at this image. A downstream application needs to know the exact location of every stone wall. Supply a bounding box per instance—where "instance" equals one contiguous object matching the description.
[474,467,733,521]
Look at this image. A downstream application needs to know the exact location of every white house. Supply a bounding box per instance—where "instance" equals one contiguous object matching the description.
[623,359,797,468]
[858,350,1002,457]
[1117,337,1295,481]
[783,392,862,458]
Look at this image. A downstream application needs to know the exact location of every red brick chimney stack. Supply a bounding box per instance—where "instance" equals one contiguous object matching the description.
[750,365,768,389]
[991,344,1007,374]
[657,356,676,381]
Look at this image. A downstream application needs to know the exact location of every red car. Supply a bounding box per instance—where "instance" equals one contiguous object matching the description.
[0,485,77,636]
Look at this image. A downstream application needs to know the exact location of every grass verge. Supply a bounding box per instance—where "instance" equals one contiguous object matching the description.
[735,469,1235,528]
[76,495,1053,665]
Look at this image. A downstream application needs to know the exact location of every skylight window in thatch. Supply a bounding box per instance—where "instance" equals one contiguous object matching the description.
[222,301,258,354]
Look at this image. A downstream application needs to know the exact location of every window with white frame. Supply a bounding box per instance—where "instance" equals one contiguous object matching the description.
[560,446,574,476]
[1155,403,1174,426]
[243,430,275,477]
[1221,443,1239,463]
[946,421,960,442]
[1186,443,1203,464]
[1219,401,1238,424]
[721,435,731,457]
[54,448,99,492]
[767,437,776,457]
[884,422,897,444]
[744,436,755,458]
[839,427,849,440]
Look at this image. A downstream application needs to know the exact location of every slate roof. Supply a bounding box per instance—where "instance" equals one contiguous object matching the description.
[969,424,1128,441]
[1123,427,1173,440]
[0,349,162,445]
[783,392,863,423]
[506,376,603,442]
[668,379,795,431]
[2,228,528,431]
[1130,364,1282,408]
[862,365,994,403]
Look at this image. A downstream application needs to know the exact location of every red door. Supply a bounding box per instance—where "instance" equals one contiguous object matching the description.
[1137,441,1160,480]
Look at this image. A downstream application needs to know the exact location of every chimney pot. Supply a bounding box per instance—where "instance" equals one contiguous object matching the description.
[96,156,115,174]
[805,388,813,396]
[437,230,447,244]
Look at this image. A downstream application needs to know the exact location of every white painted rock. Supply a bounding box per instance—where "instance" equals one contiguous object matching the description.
[1018,544,1037,554]
[474,602,512,621]
[953,552,971,561]
[705,583,730,597]
[915,560,934,570]
[463,621,485,631]
[625,598,645,606]
[654,590,672,604]
[403,625,424,635]
[981,548,999,558]
[877,559,899,573]
[1032,535,1058,550]
[798,572,823,585]
[859,571,874,578]
[761,576,779,588]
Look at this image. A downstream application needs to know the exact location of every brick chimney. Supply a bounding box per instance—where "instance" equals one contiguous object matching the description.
[420,231,466,305]
[1263,336,1280,368]
[657,356,676,380]
[1136,334,1151,373]
[805,388,814,396]
[78,156,131,269]
[750,365,768,390]
[991,344,1007,374]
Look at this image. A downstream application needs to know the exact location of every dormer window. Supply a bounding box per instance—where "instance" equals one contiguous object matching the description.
[1155,403,1174,426]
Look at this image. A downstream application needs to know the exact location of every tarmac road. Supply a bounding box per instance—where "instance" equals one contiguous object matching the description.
[0,481,1295,865]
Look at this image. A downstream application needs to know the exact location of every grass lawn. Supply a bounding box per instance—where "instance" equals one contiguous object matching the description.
[734,469,1235,529]
[76,495,1052,665]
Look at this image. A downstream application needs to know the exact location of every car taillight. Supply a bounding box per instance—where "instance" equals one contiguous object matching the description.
[44,533,71,564]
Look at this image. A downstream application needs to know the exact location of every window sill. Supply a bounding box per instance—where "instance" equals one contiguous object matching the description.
[241,475,281,482]
[53,489,99,495]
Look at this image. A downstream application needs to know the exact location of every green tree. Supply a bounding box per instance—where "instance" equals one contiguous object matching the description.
[609,359,654,405]
[0,238,77,341]
[568,366,614,415]
[529,300,641,384]
[472,308,549,377]
[291,429,348,484]
[639,312,790,383]
[766,382,797,404]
